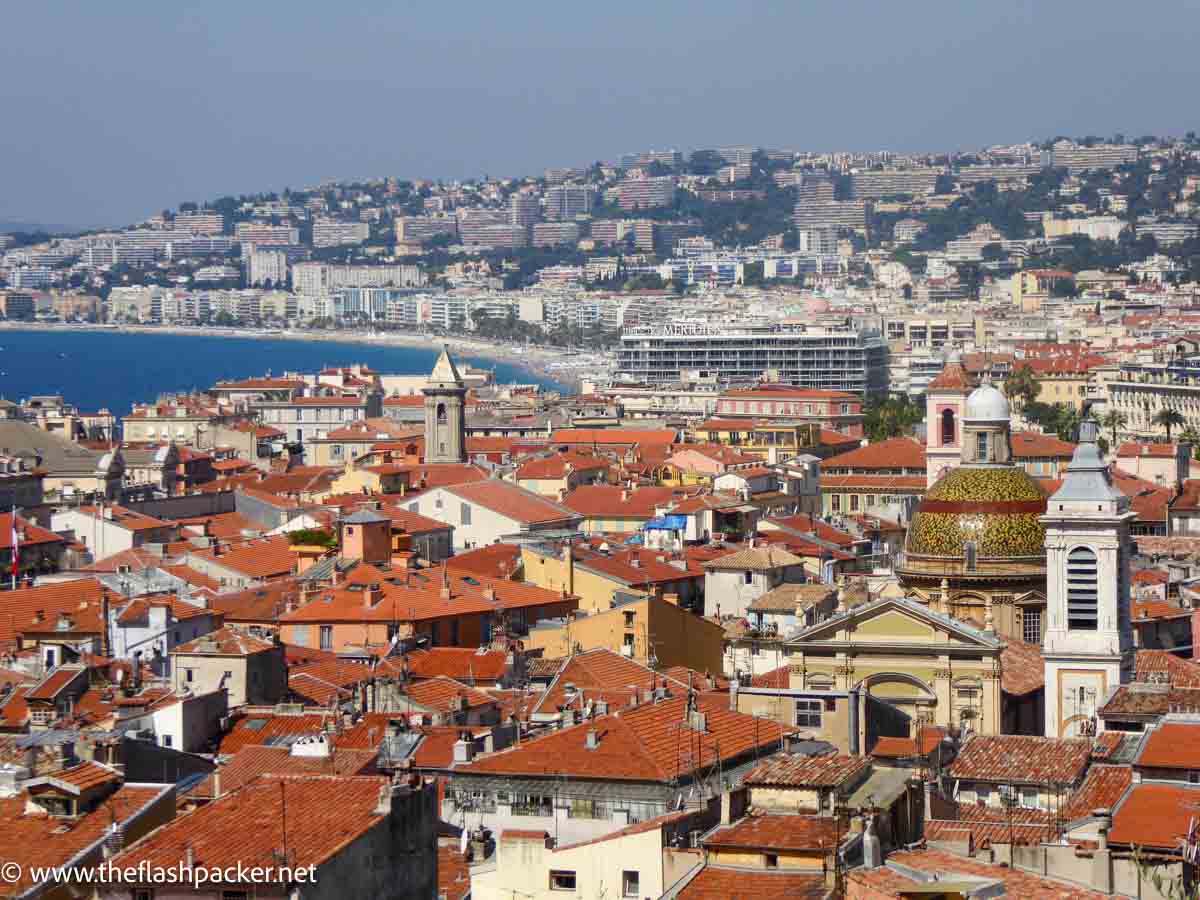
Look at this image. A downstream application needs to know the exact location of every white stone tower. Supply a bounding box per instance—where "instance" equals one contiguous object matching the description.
[1041,419,1135,738]
[423,346,467,464]
[924,351,973,487]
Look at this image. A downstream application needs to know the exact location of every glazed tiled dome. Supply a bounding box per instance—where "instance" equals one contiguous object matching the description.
[905,466,1048,559]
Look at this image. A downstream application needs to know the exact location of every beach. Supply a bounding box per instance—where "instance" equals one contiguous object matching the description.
[0,321,610,388]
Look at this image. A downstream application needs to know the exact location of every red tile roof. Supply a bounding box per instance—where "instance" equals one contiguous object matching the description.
[188,534,295,579]
[26,666,85,701]
[192,745,378,799]
[821,437,925,472]
[928,362,974,391]
[948,735,1091,785]
[745,752,871,789]
[458,695,790,782]
[1012,431,1077,458]
[562,484,681,518]
[442,543,523,579]
[1001,639,1045,696]
[443,480,578,525]
[112,775,391,874]
[530,649,695,716]
[403,676,497,714]
[764,514,857,548]
[1110,782,1200,849]
[703,813,839,851]
[677,867,826,899]
[1137,722,1200,769]
[551,428,678,446]
[279,566,567,626]
[1119,442,1180,458]
[211,579,300,623]
[1064,764,1133,821]
[848,847,1108,899]
[404,648,508,684]
[172,625,276,656]
[0,513,63,550]
[1137,649,1200,688]
[0,785,168,895]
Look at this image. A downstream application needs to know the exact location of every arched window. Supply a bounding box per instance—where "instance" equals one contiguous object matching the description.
[941,409,955,446]
[1066,547,1099,630]
[436,402,447,424]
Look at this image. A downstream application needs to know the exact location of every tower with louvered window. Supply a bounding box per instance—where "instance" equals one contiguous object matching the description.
[1041,419,1135,738]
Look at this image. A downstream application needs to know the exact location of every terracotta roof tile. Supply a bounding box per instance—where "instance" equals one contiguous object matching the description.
[442,543,523,579]
[1136,649,1200,688]
[848,847,1107,899]
[1137,722,1200,770]
[404,648,508,684]
[1012,431,1078,458]
[703,813,839,851]
[458,695,790,782]
[173,625,276,656]
[562,485,682,518]
[187,534,295,580]
[550,428,678,446]
[1110,782,1200,849]
[821,437,925,472]
[404,676,497,714]
[530,649,694,716]
[928,362,975,391]
[948,735,1090,785]
[744,752,870,788]
[192,745,378,799]
[1001,639,1045,696]
[1064,764,1133,821]
[113,775,391,874]
[0,785,168,895]
[677,867,826,899]
[441,480,578,525]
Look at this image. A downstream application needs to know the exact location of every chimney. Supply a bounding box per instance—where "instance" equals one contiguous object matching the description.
[585,728,599,750]
[185,846,194,869]
[595,698,608,716]
[688,709,707,732]
[861,813,882,869]
[621,488,629,502]
[452,738,474,764]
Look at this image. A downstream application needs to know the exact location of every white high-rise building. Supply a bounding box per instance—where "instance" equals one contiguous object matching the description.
[1041,420,1135,739]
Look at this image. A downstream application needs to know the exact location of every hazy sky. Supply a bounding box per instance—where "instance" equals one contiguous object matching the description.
[4,1,1199,228]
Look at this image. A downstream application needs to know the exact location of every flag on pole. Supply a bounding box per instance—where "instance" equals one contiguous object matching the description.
[10,508,19,587]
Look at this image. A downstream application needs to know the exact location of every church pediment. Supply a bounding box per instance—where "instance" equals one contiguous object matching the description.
[786,597,1003,650]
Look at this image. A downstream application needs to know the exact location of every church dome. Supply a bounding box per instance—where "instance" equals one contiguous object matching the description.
[905,466,1047,559]
[964,383,1010,422]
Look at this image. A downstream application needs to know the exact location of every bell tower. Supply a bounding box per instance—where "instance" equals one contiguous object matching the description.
[423,346,467,464]
[1041,419,1135,738]
[925,351,973,487]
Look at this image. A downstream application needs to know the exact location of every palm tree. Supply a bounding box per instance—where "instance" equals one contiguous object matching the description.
[1003,365,1040,410]
[1055,406,1082,442]
[1153,408,1186,441]
[1100,410,1128,450]
[1179,426,1200,458]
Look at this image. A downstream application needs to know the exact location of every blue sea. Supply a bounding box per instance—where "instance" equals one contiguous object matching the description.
[0,329,566,417]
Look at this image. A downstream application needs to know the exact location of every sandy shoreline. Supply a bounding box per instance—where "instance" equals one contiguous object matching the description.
[0,322,604,390]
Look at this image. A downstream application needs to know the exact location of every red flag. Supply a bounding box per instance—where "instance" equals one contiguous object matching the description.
[10,511,18,583]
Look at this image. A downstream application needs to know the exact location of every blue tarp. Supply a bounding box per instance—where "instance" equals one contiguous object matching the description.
[644,515,688,531]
